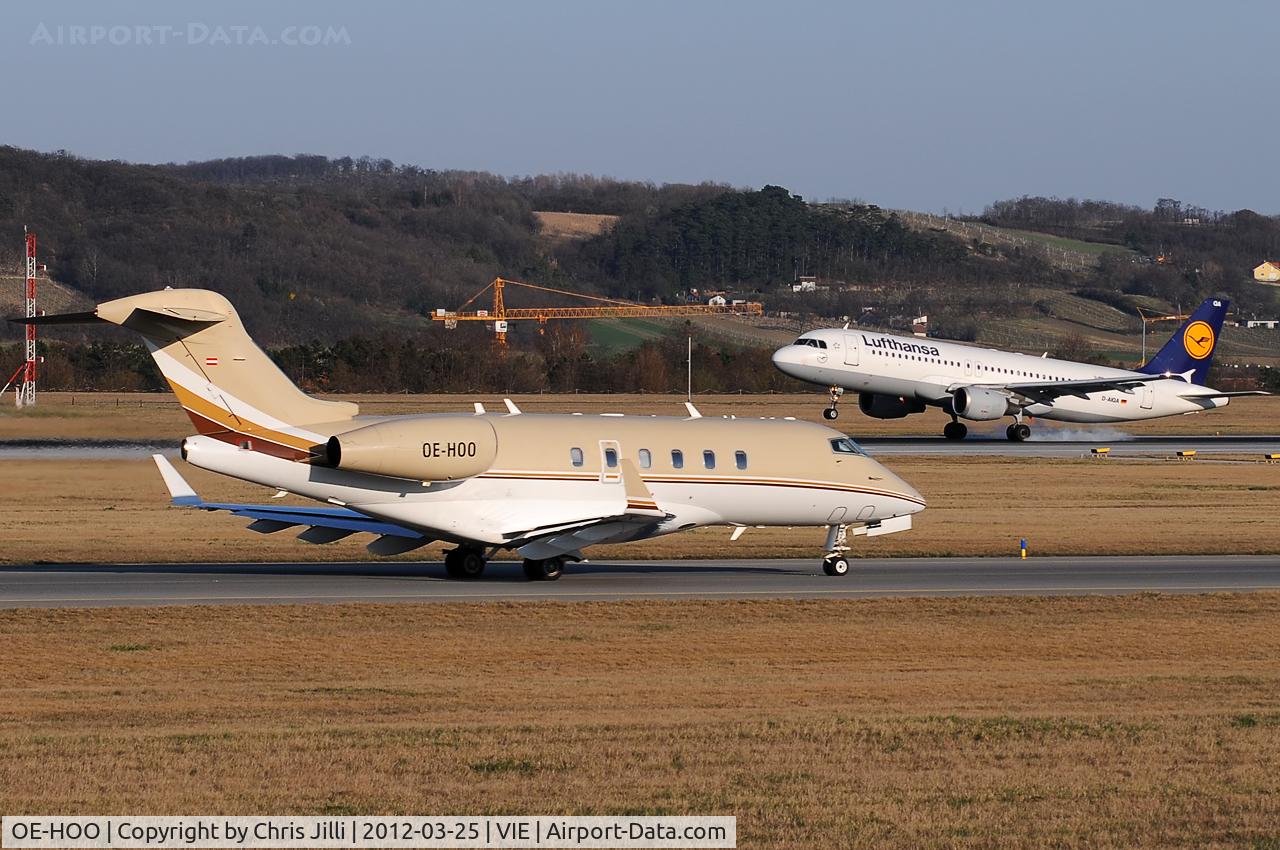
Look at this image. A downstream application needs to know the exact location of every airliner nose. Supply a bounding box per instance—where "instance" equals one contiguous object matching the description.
[771,345,802,376]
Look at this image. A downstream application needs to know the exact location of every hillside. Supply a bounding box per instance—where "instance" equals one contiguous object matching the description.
[1,147,1276,390]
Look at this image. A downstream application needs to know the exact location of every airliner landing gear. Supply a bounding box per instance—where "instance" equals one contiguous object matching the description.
[821,524,851,576]
[1006,420,1031,442]
[444,546,487,579]
[822,386,844,420]
[523,556,565,581]
[943,419,968,440]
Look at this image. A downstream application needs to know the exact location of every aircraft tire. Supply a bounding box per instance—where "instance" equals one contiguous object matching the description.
[943,421,968,440]
[822,556,850,577]
[446,547,486,579]
[458,550,487,579]
[1007,423,1031,442]
[822,407,839,420]
[523,557,565,581]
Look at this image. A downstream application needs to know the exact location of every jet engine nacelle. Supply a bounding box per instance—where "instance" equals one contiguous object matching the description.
[952,386,1014,421]
[325,416,498,481]
[858,392,926,420]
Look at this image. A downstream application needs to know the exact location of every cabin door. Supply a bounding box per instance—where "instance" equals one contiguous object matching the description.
[843,335,860,366]
[598,440,622,484]
[1140,388,1155,410]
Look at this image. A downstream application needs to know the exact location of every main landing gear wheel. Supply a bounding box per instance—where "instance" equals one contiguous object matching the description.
[444,546,487,579]
[943,420,968,440]
[822,555,850,577]
[523,556,565,581]
[1006,422,1031,442]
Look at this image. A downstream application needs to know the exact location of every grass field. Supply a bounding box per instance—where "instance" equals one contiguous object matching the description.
[532,211,619,241]
[2,596,1279,848]
[998,226,1135,257]
[585,317,675,353]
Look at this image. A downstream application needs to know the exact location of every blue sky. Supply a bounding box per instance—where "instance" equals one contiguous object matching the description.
[3,0,1276,213]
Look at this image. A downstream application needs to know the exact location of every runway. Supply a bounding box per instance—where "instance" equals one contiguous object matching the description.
[859,435,1280,457]
[2,555,1279,608]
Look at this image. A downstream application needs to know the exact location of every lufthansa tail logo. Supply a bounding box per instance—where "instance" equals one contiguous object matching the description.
[1183,320,1215,359]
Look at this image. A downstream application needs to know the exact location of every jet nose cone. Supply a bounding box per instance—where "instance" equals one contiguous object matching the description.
[902,482,927,512]
[887,471,927,513]
[771,345,801,375]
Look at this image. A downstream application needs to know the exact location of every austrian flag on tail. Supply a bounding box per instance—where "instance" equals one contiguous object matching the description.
[204,356,219,367]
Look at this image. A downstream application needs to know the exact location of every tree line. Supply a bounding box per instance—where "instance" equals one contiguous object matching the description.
[5,325,806,395]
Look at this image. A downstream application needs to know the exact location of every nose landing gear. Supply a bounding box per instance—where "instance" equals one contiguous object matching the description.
[821,524,852,576]
[822,386,844,421]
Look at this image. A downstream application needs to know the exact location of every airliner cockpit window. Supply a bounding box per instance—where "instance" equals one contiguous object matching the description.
[829,437,866,455]
[793,337,828,349]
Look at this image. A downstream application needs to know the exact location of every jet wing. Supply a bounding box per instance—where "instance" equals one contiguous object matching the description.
[957,373,1178,406]
[152,455,433,555]
[505,459,670,560]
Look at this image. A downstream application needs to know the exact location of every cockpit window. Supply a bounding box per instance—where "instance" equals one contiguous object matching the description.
[830,437,866,455]
[793,337,828,349]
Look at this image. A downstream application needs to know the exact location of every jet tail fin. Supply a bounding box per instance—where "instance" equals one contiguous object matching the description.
[1137,297,1228,386]
[23,289,357,439]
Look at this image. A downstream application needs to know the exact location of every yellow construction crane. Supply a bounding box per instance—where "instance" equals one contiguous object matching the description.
[432,277,764,347]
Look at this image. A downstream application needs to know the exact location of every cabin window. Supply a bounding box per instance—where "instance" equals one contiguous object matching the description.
[671,449,684,469]
[735,450,748,470]
[604,448,618,468]
[638,448,652,469]
[830,437,866,455]
[703,450,716,470]
[570,447,584,467]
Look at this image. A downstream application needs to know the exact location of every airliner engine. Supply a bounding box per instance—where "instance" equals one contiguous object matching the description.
[952,386,1013,421]
[325,416,498,481]
[858,392,927,419]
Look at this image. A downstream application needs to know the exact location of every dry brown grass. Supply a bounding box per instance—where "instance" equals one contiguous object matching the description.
[1,392,1273,442]
[2,454,1277,565]
[533,211,620,241]
[2,596,1279,847]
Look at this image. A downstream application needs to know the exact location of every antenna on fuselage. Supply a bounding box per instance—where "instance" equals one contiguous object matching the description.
[503,398,522,415]
[684,401,702,419]
[474,402,487,414]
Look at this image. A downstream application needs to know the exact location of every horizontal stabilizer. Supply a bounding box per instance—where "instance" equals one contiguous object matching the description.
[1180,391,1270,399]
[9,310,104,325]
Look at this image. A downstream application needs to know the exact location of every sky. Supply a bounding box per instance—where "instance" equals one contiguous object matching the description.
[2,0,1277,214]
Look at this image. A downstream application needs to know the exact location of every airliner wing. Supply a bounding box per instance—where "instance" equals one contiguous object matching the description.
[152,455,432,555]
[965,373,1176,405]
